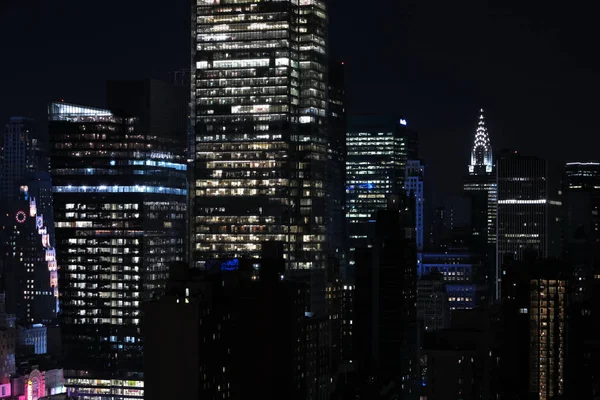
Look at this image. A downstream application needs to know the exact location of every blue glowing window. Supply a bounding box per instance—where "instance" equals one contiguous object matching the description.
[221,259,239,271]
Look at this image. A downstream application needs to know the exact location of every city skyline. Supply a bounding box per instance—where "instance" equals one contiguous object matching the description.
[2,0,599,203]
[0,1,598,399]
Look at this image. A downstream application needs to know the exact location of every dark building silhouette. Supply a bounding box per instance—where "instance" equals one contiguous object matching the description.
[429,206,451,250]
[144,243,312,400]
[563,162,600,243]
[420,309,494,400]
[429,197,471,251]
[327,60,347,279]
[417,270,450,332]
[49,80,187,398]
[564,277,600,399]
[563,161,600,302]
[405,160,425,253]
[562,162,600,398]
[353,196,418,398]
[338,283,355,367]
[0,293,16,386]
[1,117,49,200]
[496,151,563,299]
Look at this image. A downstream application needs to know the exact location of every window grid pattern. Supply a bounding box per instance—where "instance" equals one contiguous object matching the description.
[192,0,329,271]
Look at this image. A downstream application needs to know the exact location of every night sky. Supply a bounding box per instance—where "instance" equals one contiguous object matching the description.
[1,0,599,204]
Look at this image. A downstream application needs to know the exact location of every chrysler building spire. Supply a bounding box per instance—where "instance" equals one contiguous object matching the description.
[469,108,493,174]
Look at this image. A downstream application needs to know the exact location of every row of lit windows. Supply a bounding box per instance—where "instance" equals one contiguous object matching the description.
[195,216,275,224]
[197,30,290,43]
[198,39,290,52]
[65,378,143,388]
[54,186,186,195]
[68,291,140,299]
[205,160,280,169]
[65,203,139,210]
[196,142,287,151]
[198,114,289,124]
[67,273,140,282]
[196,76,288,88]
[71,308,141,317]
[196,225,290,234]
[66,248,139,255]
[196,179,288,187]
[54,143,159,151]
[195,233,325,242]
[198,21,290,34]
[67,281,140,290]
[195,188,279,197]
[197,67,262,79]
[67,317,140,326]
[195,188,326,197]
[198,95,291,107]
[56,221,143,229]
[197,86,290,97]
[64,212,140,219]
[54,169,186,178]
[65,264,139,272]
[61,256,141,264]
[197,12,289,25]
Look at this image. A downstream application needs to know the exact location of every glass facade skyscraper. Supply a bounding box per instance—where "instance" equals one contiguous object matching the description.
[496,151,562,297]
[346,117,418,268]
[49,98,187,399]
[191,0,335,279]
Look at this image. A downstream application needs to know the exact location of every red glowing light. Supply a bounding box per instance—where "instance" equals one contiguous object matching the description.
[16,211,26,224]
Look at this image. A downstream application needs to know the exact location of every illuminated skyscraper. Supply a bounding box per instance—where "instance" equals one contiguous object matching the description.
[49,89,187,398]
[469,109,492,175]
[463,109,496,246]
[346,116,418,269]
[191,0,337,295]
[463,109,497,300]
[496,151,562,297]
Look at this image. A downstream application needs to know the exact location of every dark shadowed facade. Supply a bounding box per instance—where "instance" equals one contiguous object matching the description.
[144,243,308,400]
[353,195,418,398]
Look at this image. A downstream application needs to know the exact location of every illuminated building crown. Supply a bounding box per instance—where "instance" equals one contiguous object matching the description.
[469,108,493,174]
